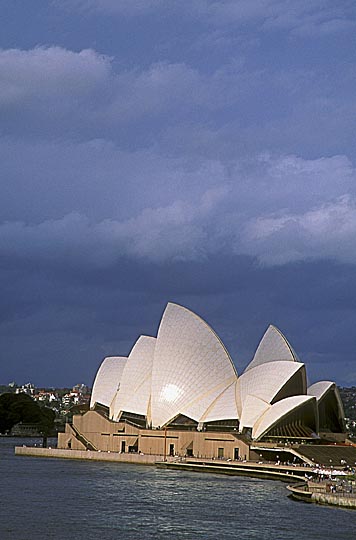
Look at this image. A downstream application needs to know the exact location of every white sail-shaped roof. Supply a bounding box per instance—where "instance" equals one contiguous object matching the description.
[239,395,270,430]
[111,335,156,420]
[252,395,317,440]
[308,381,345,428]
[150,303,238,428]
[199,381,239,423]
[245,325,299,372]
[90,356,127,409]
[87,302,344,442]
[307,381,334,400]
[236,360,306,417]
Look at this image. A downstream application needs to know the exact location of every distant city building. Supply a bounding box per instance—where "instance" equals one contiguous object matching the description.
[61,385,90,411]
[35,391,58,403]
[59,303,346,458]
[16,383,36,396]
[72,383,89,395]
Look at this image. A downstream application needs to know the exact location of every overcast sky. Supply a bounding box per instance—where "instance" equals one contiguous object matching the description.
[1,0,356,387]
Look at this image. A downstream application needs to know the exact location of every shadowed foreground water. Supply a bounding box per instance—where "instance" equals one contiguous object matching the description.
[1,438,355,540]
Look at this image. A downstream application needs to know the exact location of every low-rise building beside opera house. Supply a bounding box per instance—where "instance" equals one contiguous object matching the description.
[58,303,346,461]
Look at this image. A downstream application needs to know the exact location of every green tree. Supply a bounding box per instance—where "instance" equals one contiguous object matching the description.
[38,405,56,436]
[0,393,55,435]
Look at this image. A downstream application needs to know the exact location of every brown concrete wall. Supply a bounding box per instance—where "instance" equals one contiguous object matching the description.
[15,446,172,465]
[249,449,262,461]
[194,435,250,460]
[58,410,251,460]
[58,423,86,451]
[58,412,140,452]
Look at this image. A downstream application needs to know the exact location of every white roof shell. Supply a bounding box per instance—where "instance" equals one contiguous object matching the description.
[90,356,127,409]
[252,395,317,440]
[89,303,342,442]
[308,381,345,422]
[245,325,299,373]
[239,395,271,430]
[236,360,306,417]
[199,381,239,423]
[307,381,334,400]
[150,303,238,428]
[111,336,156,420]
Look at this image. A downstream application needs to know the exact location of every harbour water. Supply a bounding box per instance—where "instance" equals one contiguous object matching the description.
[1,438,355,539]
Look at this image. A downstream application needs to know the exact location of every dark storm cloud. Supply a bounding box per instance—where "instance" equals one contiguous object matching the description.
[68,0,356,36]
[1,152,355,265]
[1,44,355,160]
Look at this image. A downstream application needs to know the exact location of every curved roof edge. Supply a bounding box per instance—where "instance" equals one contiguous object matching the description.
[128,334,156,357]
[165,302,238,376]
[239,395,270,431]
[245,325,300,373]
[150,302,238,427]
[237,360,306,417]
[90,356,127,409]
[171,375,237,426]
[198,380,239,423]
[252,395,317,441]
[308,380,345,424]
[307,381,334,400]
[110,335,156,420]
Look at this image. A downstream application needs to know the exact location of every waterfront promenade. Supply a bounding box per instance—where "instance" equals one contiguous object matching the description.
[287,480,356,508]
[15,445,311,480]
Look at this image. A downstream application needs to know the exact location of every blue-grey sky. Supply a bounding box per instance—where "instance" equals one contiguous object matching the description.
[1,0,356,387]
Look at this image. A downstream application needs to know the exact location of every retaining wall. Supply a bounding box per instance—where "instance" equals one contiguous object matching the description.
[287,482,356,509]
[311,492,356,508]
[15,446,174,465]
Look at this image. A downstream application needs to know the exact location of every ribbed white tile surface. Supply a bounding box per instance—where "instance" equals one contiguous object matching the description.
[111,335,156,420]
[199,380,239,423]
[307,381,334,400]
[237,360,305,417]
[239,395,270,430]
[90,356,127,409]
[252,395,317,440]
[150,303,237,427]
[245,325,299,372]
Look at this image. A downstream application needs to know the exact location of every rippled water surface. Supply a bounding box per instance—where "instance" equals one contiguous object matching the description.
[1,438,355,539]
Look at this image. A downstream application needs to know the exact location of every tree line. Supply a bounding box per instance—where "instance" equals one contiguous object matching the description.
[0,392,55,436]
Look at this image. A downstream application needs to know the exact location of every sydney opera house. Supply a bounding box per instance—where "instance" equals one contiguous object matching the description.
[58,303,345,460]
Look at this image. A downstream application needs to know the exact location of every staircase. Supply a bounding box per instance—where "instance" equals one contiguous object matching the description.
[71,424,98,451]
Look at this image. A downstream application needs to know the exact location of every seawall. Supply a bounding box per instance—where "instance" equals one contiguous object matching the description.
[156,460,306,481]
[15,446,173,465]
[14,446,305,480]
[287,482,356,509]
